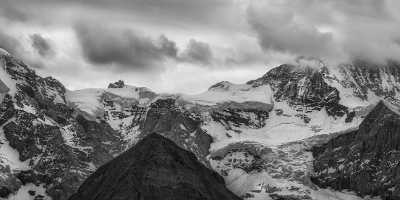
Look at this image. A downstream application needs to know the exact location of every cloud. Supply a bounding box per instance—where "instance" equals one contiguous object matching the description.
[0,2,29,22]
[248,7,335,58]
[247,0,400,63]
[74,23,178,71]
[30,33,55,57]
[180,39,213,65]
[0,0,239,31]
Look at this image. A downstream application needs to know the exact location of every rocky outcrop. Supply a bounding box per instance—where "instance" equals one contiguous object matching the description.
[107,80,125,88]
[210,101,272,129]
[338,60,400,100]
[248,64,348,117]
[138,98,212,166]
[311,101,400,199]
[69,133,242,200]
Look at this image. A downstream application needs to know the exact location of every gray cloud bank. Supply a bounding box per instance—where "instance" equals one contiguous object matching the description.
[1,0,400,71]
[74,22,217,71]
[74,23,179,71]
[248,0,400,63]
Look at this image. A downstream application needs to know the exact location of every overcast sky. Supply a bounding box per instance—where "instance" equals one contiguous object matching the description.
[0,0,399,93]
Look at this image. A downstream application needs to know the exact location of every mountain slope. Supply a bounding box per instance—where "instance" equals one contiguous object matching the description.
[69,133,242,200]
[312,100,400,199]
[0,49,126,200]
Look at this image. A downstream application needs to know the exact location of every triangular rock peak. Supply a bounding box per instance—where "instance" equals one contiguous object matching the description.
[69,133,242,200]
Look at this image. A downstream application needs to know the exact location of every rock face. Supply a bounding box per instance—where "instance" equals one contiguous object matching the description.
[0,50,125,200]
[338,60,400,100]
[311,101,400,199]
[107,80,125,88]
[248,64,348,117]
[138,98,212,166]
[210,101,272,129]
[69,133,242,200]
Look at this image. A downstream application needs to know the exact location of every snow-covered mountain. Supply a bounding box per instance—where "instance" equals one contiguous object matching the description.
[0,49,126,200]
[1,47,400,200]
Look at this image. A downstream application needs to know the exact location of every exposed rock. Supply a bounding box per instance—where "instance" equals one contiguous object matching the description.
[248,64,348,117]
[0,52,125,200]
[69,133,242,200]
[210,101,272,129]
[311,101,400,199]
[338,60,400,100]
[107,80,125,88]
[138,98,212,166]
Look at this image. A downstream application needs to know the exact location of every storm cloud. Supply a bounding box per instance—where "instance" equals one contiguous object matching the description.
[74,23,178,71]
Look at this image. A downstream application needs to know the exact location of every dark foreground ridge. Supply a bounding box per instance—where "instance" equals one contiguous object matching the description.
[312,101,400,200]
[69,133,242,200]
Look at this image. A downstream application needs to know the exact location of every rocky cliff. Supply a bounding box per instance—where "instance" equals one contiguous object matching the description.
[0,50,125,200]
[312,101,400,199]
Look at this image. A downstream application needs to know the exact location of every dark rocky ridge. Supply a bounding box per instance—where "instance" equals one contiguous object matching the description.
[311,101,400,199]
[0,52,125,199]
[69,133,242,200]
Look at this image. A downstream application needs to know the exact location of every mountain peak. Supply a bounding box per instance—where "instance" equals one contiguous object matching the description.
[69,132,241,200]
[107,80,125,88]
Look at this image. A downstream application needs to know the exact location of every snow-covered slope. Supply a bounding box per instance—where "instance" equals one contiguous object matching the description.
[66,82,156,117]
[184,81,274,105]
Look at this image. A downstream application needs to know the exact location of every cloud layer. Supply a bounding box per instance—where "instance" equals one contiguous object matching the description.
[0,0,399,92]
[248,0,400,63]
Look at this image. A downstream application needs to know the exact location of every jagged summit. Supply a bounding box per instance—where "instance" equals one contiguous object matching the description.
[69,133,242,200]
[108,80,125,88]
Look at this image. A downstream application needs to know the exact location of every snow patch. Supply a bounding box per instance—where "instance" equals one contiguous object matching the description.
[66,88,104,115]
[185,84,273,105]
[7,183,51,200]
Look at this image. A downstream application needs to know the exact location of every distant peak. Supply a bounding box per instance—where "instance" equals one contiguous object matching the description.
[107,80,125,88]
